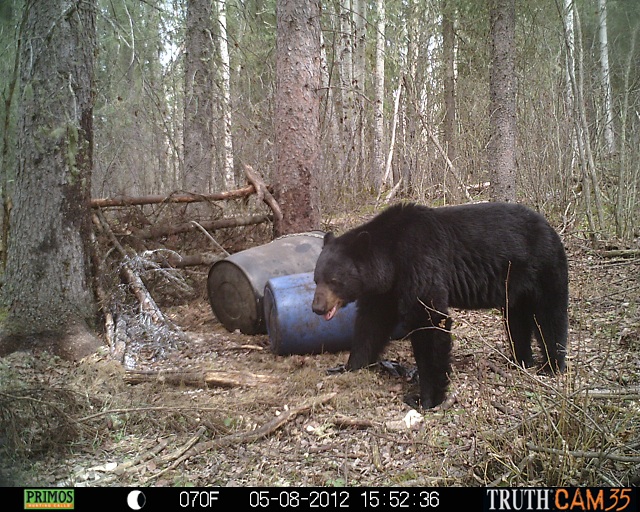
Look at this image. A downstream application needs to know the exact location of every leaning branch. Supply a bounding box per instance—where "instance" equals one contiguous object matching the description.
[244,164,282,229]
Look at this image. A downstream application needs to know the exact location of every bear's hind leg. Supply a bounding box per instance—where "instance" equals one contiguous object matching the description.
[532,301,568,374]
[506,305,536,369]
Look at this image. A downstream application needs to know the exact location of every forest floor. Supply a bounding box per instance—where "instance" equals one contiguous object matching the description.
[0,216,639,488]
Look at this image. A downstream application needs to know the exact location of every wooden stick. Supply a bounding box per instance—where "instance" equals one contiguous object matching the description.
[124,369,277,388]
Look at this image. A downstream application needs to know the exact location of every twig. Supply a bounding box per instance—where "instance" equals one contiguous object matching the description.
[526,442,640,463]
[77,405,228,423]
[153,392,337,480]
[599,249,640,259]
[191,221,230,256]
[583,387,640,399]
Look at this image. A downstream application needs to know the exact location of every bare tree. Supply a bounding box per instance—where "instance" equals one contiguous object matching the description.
[274,0,321,235]
[488,0,516,203]
[1,0,100,359]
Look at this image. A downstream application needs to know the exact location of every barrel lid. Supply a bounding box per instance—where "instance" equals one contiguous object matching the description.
[207,260,262,334]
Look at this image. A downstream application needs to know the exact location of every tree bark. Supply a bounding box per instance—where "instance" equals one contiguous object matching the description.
[442,0,457,170]
[184,0,216,193]
[373,0,386,191]
[217,0,235,189]
[274,0,321,235]
[1,0,100,359]
[598,0,615,155]
[488,0,516,203]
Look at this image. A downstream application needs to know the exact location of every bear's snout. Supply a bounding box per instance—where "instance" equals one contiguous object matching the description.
[312,284,342,321]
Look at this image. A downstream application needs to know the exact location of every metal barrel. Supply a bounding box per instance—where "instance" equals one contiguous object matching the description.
[207,232,325,334]
[264,272,356,355]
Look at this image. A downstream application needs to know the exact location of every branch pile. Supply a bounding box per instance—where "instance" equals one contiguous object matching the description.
[91,166,279,366]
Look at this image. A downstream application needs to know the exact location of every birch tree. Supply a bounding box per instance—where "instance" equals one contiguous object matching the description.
[598,0,615,155]
[217,0,235,189]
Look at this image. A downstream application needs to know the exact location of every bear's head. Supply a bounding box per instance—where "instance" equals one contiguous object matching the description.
[312,231,371,320]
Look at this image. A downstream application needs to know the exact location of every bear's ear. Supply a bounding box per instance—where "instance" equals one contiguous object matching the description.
[323,232,335,246]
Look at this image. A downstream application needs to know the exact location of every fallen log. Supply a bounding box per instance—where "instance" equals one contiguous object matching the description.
[91,185,259,208]
[147,251,221,268]
[599,249,640,259]
[133,214,271,240]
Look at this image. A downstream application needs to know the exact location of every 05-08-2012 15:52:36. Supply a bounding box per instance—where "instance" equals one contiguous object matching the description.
[247,489,442,509]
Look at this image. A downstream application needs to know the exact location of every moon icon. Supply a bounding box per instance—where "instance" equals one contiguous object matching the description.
[127,490,146,510]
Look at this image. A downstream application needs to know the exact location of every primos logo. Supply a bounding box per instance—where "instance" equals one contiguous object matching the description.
[24,490,74,510]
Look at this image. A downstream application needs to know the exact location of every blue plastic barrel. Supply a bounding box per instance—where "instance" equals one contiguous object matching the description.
[264,272,356,355]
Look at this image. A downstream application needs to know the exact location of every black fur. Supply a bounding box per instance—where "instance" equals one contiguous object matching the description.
[312,202,569,409]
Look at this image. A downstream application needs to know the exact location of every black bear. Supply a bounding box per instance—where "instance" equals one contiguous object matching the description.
[312,202,568,409]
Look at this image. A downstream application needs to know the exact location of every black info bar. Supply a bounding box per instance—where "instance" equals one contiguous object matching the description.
[7,486,637,512]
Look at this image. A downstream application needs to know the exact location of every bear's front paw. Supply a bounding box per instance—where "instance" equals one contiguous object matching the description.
[326,363,347,375]
[404,388,447,410]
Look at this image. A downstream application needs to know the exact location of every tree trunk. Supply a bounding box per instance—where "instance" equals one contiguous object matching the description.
[1,0,100,359]
[563,0,577,171]
[442,0,457,170]
[337,0,356,188]
[352,0,366,185]
[571,6,605,234]
[274,0,321,235]
[184,0,215,193]
[615,24,638,238]
[598,0,615,155]
[373,0,386,191]
[488,0,516,203]
[218,0,235,189]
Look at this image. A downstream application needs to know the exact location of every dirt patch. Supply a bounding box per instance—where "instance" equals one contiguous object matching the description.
[0,241,638,487]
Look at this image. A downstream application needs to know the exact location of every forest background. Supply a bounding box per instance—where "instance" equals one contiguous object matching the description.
[2,0,638,237]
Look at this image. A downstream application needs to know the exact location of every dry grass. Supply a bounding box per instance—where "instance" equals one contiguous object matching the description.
[0,241,638,487]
